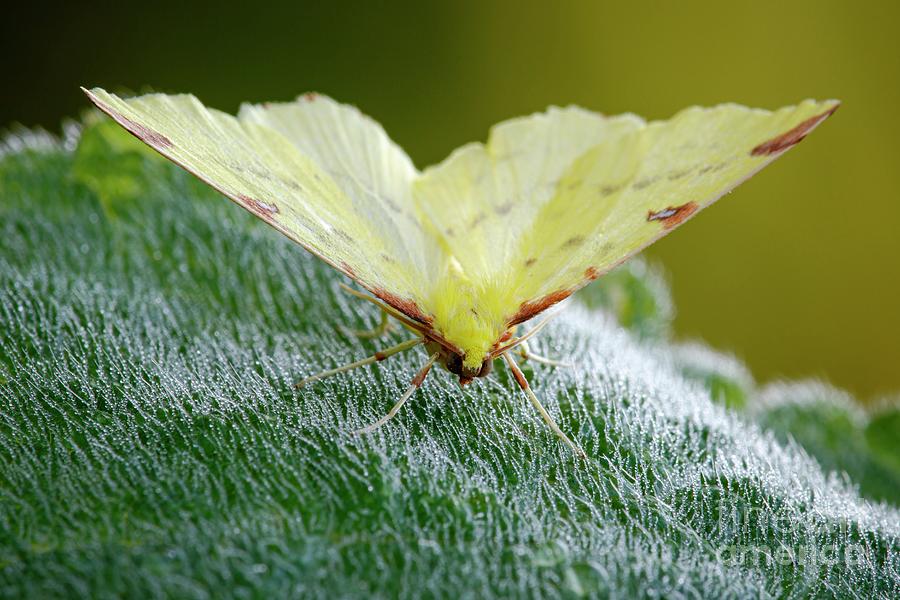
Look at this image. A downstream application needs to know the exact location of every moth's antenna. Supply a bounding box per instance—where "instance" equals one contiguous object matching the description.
[338,283,428,333]
[491,310,560,358]
[337,282,463,356]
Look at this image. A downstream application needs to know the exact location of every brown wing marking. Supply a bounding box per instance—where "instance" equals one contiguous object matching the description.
[371,287,434,326]
[647,202,699,230]
[83,90,173,149]
[507,289,574,327]
[751,104,840,156]
[238,194,280,219]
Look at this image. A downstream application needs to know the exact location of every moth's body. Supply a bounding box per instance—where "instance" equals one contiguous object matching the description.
[364,281,510,384]
[83,86,838,456]
[426,266,509,376]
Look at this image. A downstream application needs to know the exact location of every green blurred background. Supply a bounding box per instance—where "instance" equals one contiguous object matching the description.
[2,0,898,401]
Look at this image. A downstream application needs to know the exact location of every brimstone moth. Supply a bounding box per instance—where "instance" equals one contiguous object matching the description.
[83,87,838,456]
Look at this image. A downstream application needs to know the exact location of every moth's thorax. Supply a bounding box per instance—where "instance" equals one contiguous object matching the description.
[430,308,498,372]
[427,270,509,373]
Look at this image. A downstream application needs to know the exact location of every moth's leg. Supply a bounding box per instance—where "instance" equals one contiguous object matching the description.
[354,352,439,434]
[342,308,396,339]
[294,338,422,388]
[517,340,574,368]
[502,352,586,458]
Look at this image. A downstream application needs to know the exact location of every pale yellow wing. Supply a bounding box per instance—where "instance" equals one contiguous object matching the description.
[84,88,436,324]
[414,106,645,279]
[504,99,840,323]
[413,100,838,366]
[412,107,645,348]
[238,95,439,282]
[84,88,839,369]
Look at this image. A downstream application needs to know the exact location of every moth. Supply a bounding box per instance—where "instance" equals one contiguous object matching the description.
[84,87,838,456]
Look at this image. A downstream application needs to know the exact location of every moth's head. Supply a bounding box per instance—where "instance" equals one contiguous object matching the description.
[445,352,493,385]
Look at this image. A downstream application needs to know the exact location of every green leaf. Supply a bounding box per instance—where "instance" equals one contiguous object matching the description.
[0,128,898,598]
[575,259,673,340]
[70,113,169,217]
[754,382,900,506]
[672,342,754,410]
[867,407,900,473]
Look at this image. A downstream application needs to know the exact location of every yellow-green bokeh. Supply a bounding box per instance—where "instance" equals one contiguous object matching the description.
[3,0,898,399]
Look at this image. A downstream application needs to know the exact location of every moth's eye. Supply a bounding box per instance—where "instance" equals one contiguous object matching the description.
[477,359,493,378]
[447,354,463,376]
